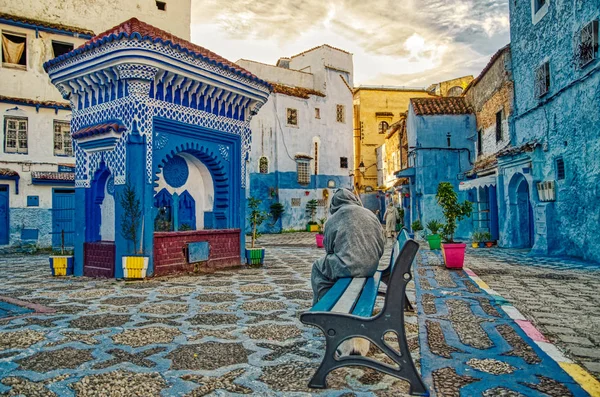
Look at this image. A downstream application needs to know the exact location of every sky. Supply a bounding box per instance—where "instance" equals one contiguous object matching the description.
[190,0,510,87]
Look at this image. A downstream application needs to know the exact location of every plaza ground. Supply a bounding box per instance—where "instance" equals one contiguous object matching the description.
[0,232,598,396]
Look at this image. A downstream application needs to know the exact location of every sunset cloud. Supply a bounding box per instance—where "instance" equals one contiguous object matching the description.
[191,0,509,86]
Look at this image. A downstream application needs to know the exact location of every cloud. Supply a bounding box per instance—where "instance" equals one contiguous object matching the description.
[190,0,510,85]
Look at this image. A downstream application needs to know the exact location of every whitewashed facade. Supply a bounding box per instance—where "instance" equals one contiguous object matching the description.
[237,45,355,231]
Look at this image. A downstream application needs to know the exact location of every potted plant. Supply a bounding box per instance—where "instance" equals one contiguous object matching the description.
[425,220,443,250]
[411,219,423,240]
[482,232,494,248]
[246,197,270,266]
[471,231,482,248]
[49,229,74,276]
[306,199,319,232]
[316,217,326,248]
[119,182,148,279]
[436,182,473,269]
[395,207,405,231]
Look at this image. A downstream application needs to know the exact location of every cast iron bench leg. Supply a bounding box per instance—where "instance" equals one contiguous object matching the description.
[301,312,428,396]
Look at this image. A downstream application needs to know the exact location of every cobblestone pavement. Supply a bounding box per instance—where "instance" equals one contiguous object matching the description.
[465,247,600,380]
[0,234,418,397]
[1,233,598,396]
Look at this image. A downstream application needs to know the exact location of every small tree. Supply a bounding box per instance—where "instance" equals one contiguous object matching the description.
[119,181,142,254]
[306,199,318,225]
[436,182,473,243]
[248,197,270,248]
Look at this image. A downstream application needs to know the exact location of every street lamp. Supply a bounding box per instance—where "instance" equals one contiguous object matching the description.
[359,160,366,174]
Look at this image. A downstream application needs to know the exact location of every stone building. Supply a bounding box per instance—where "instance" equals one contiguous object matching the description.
[237,45,354,232]
[0,1,190,250]
[398,97,475,238]
[501,0,600,261]
[426,75,474,97]
[459,45,513,241]
[352,86,431,195]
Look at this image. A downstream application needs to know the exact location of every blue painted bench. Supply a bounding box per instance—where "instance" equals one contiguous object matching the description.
[300,229,427,395]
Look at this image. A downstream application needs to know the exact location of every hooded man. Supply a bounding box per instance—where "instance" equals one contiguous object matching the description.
[311,188,385,356]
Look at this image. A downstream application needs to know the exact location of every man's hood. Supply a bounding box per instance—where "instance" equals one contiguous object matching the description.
[330,189,363,214]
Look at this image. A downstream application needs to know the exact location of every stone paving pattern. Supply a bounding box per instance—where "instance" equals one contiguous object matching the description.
[0,234,419,397]
[416,249,590,397]
[1,233,598,396]
[466,247,600,379]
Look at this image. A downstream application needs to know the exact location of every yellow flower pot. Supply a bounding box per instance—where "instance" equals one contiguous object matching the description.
[122,256,148,279]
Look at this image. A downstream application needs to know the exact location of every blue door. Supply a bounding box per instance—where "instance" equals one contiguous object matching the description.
[178,190,196,230]
[52,189,75,249]
[0,185,9,245]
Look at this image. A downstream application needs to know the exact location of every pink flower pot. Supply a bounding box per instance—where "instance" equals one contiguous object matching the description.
[441,243,466,269]
[315,234,324,248]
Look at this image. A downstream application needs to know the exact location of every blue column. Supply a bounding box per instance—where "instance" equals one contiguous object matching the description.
[114,122,152,278]
[73,187,86,276]
[489,185,499,241]
[172,193,180,231]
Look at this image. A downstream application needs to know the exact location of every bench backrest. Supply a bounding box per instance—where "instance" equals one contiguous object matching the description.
[388,227,410,273]
[382,239,419,315]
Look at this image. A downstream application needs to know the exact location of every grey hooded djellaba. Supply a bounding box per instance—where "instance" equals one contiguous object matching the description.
[311,189,385,304]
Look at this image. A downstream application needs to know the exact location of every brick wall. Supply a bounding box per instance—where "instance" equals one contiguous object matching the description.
[153,229,241,276]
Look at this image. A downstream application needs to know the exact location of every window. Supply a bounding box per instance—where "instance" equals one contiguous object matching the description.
[315,108,321,119]
[340,157,348,169]
[297,160,310,185]
[2,32,26,67]
[156,0,167,10]
[336,104,345,123]
[556,158,565,180]
[54,121,73,156]
[378,121,389,134]
[495,110,504,142]
[51,41,73,58]
[291,198,301,207]
[258,156,268,174]
[532,0,549,24]
[534,0,546,13]
[578,20,599,69]
[287,108,298,126]
[4,117,28,153]
[535,62,550,97]
[477,129,483,155]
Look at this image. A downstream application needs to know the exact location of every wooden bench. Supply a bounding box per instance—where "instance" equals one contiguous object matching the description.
[300,230,427,395]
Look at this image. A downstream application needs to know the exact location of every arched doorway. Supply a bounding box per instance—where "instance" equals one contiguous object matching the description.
[84,163,116,277]
[509,173,534,248]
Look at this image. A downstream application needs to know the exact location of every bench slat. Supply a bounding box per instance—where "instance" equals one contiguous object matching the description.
[310,278,352,312]
[331,277,366,313]
[352,271,382,317]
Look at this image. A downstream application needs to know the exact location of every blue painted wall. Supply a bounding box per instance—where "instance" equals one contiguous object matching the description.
[247,171,352,233]
[505,0,600,261]
[8,208,53,247]
[407,107,477,240]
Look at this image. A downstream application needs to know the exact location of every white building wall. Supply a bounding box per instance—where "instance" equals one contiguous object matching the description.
[0,0,191,40]
[241,46,354,231]
[0,23,88,101]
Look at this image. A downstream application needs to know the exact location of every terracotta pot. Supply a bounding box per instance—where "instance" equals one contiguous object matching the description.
[485,241,494,248]
[441,243,466,269]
